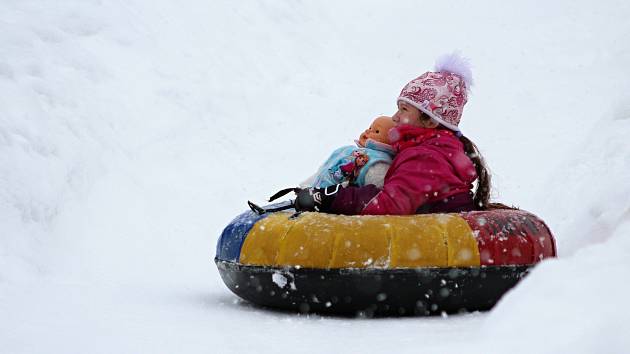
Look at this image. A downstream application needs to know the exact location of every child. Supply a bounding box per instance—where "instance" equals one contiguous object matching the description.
[301,116,396,188]
[292,53,493,215]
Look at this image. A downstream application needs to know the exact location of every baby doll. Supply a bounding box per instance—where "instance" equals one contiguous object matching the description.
[301,116,396,188]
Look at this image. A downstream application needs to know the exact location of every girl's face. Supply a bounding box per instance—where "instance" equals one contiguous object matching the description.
[392,101,439,128]
[392,102,422,126]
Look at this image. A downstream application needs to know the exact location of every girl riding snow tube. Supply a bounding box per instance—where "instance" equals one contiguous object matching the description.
[215,53,557,316]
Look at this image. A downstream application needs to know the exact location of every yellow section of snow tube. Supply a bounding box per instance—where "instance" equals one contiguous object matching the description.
[239,212,480,268]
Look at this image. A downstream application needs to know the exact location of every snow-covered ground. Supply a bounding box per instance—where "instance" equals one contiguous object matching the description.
[1,1,629,353]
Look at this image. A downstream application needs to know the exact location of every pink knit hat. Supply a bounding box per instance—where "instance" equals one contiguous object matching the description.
[397,53,473,131]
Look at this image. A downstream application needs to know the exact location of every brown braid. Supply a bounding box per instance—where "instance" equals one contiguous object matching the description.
[458,135,490,209]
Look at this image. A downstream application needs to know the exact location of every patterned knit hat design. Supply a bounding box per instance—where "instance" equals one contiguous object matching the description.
[397,53,472,131]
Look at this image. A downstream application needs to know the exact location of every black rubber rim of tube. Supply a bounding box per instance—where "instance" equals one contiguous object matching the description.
[215,259,532,317]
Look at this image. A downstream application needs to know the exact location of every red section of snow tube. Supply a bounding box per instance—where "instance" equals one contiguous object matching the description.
[461,210,557,266]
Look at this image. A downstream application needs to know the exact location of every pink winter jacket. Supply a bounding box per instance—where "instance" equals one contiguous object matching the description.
[329,126,477,215]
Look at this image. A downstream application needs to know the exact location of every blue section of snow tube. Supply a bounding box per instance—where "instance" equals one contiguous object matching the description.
[215,209,268,262]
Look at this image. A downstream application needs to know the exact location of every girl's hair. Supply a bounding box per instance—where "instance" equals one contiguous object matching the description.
[458,135,491,209]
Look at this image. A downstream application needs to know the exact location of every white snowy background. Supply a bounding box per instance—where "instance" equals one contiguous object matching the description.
[1,0,629,353]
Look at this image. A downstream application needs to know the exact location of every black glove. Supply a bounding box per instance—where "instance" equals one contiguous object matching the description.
[293,185,341,212]
[267,185,342,213]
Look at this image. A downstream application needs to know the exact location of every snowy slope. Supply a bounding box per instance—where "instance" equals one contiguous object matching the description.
[1,0,629,353]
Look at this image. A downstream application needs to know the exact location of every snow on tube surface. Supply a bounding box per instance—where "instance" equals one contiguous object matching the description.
[215,202,556,316]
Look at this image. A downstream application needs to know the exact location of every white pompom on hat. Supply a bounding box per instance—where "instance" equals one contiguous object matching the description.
[397,52,473,131]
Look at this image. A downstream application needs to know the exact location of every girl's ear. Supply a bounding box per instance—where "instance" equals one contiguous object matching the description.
[419,113,439,128]
[425,120,439,128]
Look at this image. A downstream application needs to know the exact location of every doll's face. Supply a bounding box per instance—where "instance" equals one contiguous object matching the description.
[358,116,395,146]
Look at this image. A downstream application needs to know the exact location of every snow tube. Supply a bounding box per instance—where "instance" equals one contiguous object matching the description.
[215,202,556,316]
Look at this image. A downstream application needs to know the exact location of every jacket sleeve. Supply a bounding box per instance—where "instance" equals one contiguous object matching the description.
[328,184,381,215]
[360,149,449,215]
